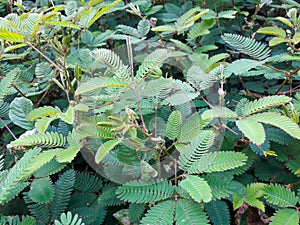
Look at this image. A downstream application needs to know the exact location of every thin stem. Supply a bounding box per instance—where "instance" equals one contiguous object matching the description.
[11,84,26,97]
[63,57,75,98]
[290,66,300,76]
[265,64,289,76]
[26,41,64,73]
[249,1,260,35]
[275,77,288,94]
[126,36,134,80]
[133,86,148,133]
[36,89,49,107]
[0,117,17,140]
[222,123,239,136]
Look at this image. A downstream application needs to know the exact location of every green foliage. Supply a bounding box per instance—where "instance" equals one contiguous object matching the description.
[263,184,298,207]
[179,175,212,203]
[223,33,271,60]
[187,151,248,174]
[1,0,300,224]
[116,179,175,203]
[10,132,66,147]
[175,199,209,225]
[0,69,19,105]
[0,148,41,205]
[166,110,182,140]
[241,95,292,116]
[205,200,230,225]
[270,209,299,225]
[140,200,175,225]
[28,177,54,204]
[9,97,34,130]
[54,212,85,225]
[50,170,76,221]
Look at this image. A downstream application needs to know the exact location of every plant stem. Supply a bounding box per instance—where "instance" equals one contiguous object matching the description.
[11,84,26,97]
[275,77,288,94]
[0,117,17,140]
[133,86,148,133]
[26,41,64,73]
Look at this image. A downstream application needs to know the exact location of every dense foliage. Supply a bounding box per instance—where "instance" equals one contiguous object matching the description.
[0,0,300,224]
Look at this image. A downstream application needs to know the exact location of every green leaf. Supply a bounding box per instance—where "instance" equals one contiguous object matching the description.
[242,95,292,116]
[166,110,182,140]
[263,184,298,208]
[257,27,286,38]
[188,152,248,174]
[276,17,294,29]
[205,200,230,225]
[244,197,265,212]
[9,97,34,130]
[140,200,175,225]
[217,10,237,19]
[245,183,266,199]
[180,175,212,203]
[56,132,83,163]
[35,117,57,133]
[201,107,237,120]
[0,68,20,105]
[58,106,74,124]
[10,132,66,147]
[223,33,271,60]
[250,112,300,140]
[269,37,287,46]
[27,106,61,121]
[233,193,244,210]
[45,21,80,29]
[151,25,177,32]
[236,118,266,145]
[54,212,85,225]
[292,31,300,44]
[50,170,76,221]
[87,0,122,28]
[95,140,120,163]
[0,31,25,43]
[116,179,174,204]
[28,177,54,204]
[225,59,263,76]
[176,199,210,225]
[270,209,299,225]
[75,77,127,96]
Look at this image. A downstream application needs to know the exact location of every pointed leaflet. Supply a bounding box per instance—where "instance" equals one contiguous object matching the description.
[250,112,300,140]
[188,152,247,174]
[263,184,298,207]
[166,110,182,140]
[205,200,230,225]
[95,140,120,163]
[180,175,212,203]
[0,68,19,105]
[257,27,286,38]
[56,132,83,163]
[176,199,210,225]
[9,97,34,130]
[201,107,237,120]
[28,177,54,204]
[236,118,266,145]
[270,209,299,225]
[50,170,76,221]
[140,200,175,225]
[75,77,127,96]
[87,0,122,28]
[242,95,292,116]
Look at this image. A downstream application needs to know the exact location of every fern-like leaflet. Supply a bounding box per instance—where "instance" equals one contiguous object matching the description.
[116,179,174,203]
[223,33,271,60]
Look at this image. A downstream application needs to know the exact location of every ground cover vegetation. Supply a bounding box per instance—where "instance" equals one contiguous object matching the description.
[0,0,300,224]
